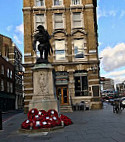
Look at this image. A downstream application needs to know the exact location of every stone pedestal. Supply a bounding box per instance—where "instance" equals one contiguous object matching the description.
[29,63,58,112]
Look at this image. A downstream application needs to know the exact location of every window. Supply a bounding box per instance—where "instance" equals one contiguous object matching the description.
[54,13,63,29]
[35,0,44,6]
[10,83,13,93]
[71,0,80,5]
[35,14,45,29]
[74,39,84,58]
[7,68,10,78]
[74,75,88,96]
[54,0,63,6]
[1,65,4,75]
[10,70,12,78]
[72,12,82,28]
[55,40,65,60]
[7,82,9,92]
[0,80,4,91]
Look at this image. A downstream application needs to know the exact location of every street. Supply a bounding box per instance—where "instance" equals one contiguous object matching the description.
[1,103,125,142]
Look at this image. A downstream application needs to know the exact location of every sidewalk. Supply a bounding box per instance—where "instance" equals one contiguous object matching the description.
[1,103,125,142]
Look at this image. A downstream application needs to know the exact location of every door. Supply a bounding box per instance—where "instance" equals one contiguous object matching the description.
[56,87,69,105]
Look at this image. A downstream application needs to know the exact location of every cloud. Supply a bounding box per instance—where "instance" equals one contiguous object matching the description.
[100,43,125,72]
[97,6,117,20]
[15,24,24,35]
[6,25,13,31]
[13,35,22,45]
[120,10,125,18]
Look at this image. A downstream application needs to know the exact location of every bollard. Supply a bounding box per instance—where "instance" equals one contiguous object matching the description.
[0,110,2,130]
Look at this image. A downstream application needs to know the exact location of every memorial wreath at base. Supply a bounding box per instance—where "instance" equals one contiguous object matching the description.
[21,108,72,130]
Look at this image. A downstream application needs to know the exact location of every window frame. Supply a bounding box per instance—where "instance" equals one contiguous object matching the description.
[54,39,66,61]
[0,79,4,91]
[71,12,83,29]
[53,13,64,30]
[71,0,81,5]
[1,65,4,75]
[53,0,63,6]
[74,73,88,96]
[73,38,85,59]
[34,14,46,31]
[34,0,45,7]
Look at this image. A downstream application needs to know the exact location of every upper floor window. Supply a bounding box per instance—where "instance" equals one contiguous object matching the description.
[55,40,66,60]
[35,14,45,29]
[71,0,81,5]
[10,70,13,79]
[10,83,13,93]
[54,13,64,29]
[72,12,82,28]
[1,65,4,75]
[0,79,4,91]
[54,0,63,6]
[7,82,9,93]
[7,68,10,78]
[74,39,84,58]
[35,0,44,6]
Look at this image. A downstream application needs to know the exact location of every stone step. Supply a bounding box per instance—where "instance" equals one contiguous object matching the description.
[60,105,73,112]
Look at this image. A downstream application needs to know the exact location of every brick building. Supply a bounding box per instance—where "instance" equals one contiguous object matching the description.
[23,0,101,113]
[0,34,23,111]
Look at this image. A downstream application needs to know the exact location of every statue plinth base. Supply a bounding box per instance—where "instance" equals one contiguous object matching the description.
[29,63,58,112]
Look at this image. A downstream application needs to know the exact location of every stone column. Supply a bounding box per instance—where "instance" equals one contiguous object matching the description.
[29,63,58,112]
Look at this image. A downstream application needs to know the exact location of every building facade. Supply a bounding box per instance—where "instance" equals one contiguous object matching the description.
[23,0,101,113]
[116,81,125,97]
[8,43,23,109]
[0,35,15,111]
[0,34,23,111]
[100,77,114,91]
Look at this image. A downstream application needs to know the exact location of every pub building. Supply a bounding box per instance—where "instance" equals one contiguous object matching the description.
[23,0,102,113]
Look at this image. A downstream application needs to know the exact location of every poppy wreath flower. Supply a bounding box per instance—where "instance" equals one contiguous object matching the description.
[60,114,72,126]
[28,108,39,119]
[52,116,61,126]
[33,114,45,121]
[38,110,47,117]
[32,120,43,129]
[47,109,58,117]
[21,119,33,129]
[41,120,52,128]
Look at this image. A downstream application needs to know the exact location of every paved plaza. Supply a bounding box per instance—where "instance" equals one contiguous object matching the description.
[1,103,125,142]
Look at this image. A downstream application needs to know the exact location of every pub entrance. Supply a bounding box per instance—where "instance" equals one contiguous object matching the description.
[56,86,69,105]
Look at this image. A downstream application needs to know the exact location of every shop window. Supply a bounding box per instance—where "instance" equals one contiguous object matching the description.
[74,39,84,58]
[54,0,63,6]
[75,75,88,96]
[35,14,45,29]
[55,40,65,60]
[54,13,64,29]
[0,79,4,91]
[35,0,44,6]
[72,12,82,28]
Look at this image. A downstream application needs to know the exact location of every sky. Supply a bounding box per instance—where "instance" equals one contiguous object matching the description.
[0,0,125,86]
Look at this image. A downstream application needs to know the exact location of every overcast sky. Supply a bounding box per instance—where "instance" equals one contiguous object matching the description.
[0,0,125,85]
